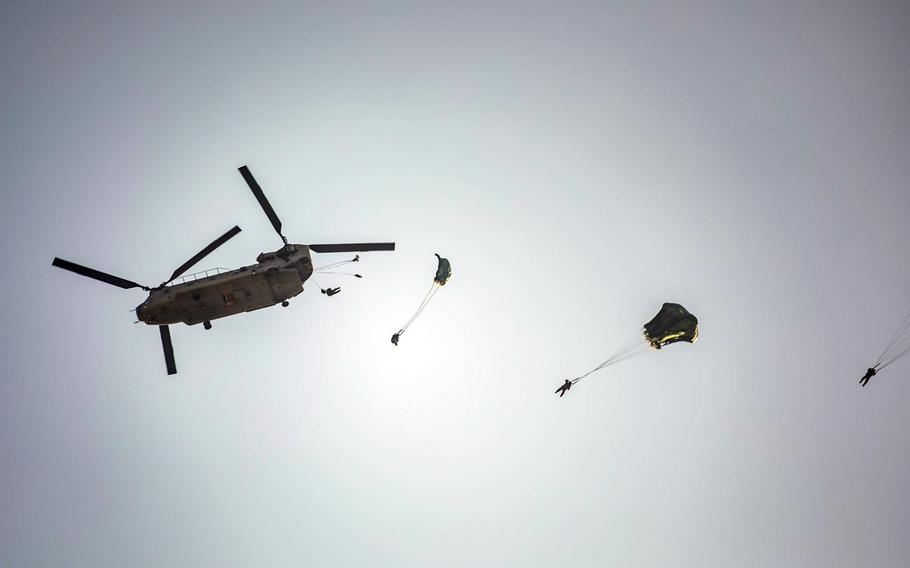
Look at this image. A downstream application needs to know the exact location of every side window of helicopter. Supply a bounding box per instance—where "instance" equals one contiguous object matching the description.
[222,292,236,306]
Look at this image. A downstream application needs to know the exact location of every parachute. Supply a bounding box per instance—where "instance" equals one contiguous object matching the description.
[392,254,451,346]
[434,254,451,285]
[571,303,698,384]
[643,302,699,349]
[863,305,910,384]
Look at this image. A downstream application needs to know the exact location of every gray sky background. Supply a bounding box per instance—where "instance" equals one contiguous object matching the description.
[2,1,909,566]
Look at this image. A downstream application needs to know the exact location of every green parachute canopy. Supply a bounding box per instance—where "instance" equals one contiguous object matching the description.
[643,303,699,349]
[434,254,451,285]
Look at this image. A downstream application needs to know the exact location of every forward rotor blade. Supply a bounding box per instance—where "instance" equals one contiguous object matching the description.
[167,225,242,284]
[160,325,177,375]
[238,165,286,243]
[309,243,396,253]
[52,257,147,290]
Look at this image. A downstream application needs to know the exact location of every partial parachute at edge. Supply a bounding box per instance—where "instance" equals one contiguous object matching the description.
[558,302,699,396]
[391,254,451,346]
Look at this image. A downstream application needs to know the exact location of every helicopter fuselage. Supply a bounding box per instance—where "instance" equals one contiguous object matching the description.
[135,244,313,326]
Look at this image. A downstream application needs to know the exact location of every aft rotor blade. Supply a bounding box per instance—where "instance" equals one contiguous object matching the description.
[309,243,396,253]
[160,325,177,375]
[52,257,147,290]
[167,225,242,284]
[238,165,286,243]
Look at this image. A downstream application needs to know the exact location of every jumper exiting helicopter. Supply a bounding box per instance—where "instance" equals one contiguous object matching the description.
[52,165,395,375]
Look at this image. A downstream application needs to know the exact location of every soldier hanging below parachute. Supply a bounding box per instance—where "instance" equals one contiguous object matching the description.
[556,302,698,396]
[391,254,451,346]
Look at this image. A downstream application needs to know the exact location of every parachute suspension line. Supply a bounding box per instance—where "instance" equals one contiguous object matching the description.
[604,335,647,361]
[605,342,651,367]
[571,346,647,384]
[314,256,359,272]
[317,271,362,278]
[877,326,910,370]
[875,306,910,367]
[395,282,440,337]
[402,284,435,329]
[878,343,910,370]
[410,284,440,326]
[572,334,649,384]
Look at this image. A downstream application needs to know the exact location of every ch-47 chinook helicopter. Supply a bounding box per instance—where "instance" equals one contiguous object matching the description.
[52,165,395,375]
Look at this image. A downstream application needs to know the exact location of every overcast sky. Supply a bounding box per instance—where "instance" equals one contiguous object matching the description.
[2,1,909,566]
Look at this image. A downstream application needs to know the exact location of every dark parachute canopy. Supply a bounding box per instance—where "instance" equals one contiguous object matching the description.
[643,303,699,349]
[570,302,699,385]
[434,254,451,285]
[392,254,451,345]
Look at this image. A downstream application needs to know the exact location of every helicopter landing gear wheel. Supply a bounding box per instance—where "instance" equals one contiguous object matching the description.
[203,320,212,330]
[281,301,289,307]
